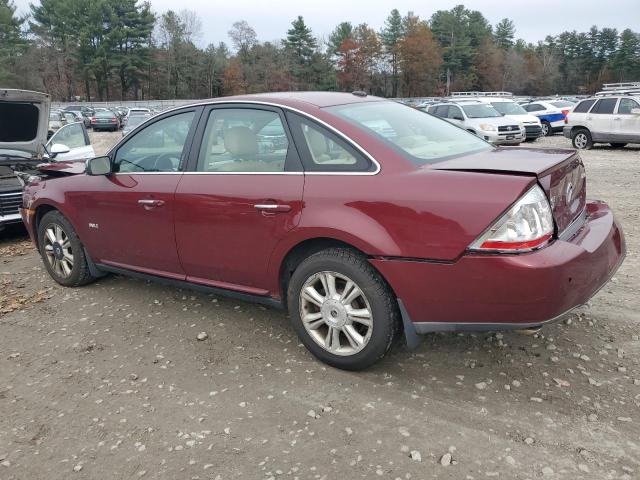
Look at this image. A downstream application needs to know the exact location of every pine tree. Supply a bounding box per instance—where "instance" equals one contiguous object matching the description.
[283,16,318,89]
[0,0,25,83]
[381,9,404,97]
[494,18,515,49]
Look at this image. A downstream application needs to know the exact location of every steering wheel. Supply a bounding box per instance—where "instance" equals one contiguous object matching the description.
[153,153,181,172]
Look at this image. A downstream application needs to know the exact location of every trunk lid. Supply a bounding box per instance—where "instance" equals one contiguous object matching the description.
[432,146,586,234]
[0,89,51,159]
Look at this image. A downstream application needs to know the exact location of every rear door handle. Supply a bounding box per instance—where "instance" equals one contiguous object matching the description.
[254,204,292,213]
[613,117,621,121]
[138,199,165,208]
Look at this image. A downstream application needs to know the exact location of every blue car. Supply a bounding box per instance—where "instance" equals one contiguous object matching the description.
[519,100,575,136]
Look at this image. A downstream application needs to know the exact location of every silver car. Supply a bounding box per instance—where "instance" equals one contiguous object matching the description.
[428,100,525,145]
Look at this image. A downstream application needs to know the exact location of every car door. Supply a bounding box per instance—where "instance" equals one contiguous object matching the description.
[173,104,304,293]
[614,97,640,142]
[46,122,95,160]
[586,98,617,137]
[73,108,201,277]
[446,105,465,126]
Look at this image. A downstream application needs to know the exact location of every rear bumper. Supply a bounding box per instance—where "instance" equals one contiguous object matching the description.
[371,200,625,333]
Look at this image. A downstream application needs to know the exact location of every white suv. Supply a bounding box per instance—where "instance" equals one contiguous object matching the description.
[563,95,640,149]
[427,100,525,145]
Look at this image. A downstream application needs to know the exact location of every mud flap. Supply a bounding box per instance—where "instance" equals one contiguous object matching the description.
[398,299,423,350]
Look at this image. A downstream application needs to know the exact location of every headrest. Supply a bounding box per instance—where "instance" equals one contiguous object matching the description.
[224,126,258,157]
[305,127,327,159]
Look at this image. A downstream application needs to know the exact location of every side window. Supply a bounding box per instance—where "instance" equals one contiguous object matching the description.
[433,105,449,117]
[525,104,543,112]
[573,99,596,113]
[196,108,290,172]
[618,98,640,114]
[114,111,195,173]
[447,106,463,119]
[288,114,372,172]
[49,123,87,149]
[591,98,617,114]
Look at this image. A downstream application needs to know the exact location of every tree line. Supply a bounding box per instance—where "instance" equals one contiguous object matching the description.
[1,0,639,101]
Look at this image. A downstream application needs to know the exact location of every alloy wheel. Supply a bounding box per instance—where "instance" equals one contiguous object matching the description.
[574,132,588,149]
[541,123,550,136]
[299,271,373,356]
[43,223,74,278]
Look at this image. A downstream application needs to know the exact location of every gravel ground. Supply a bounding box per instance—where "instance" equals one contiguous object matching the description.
[0,133,638,479]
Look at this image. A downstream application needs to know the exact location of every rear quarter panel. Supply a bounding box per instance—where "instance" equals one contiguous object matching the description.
[267,169,535,293]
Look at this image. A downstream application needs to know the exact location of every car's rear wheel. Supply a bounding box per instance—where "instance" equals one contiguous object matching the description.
[37,211,96,287]
[610,143,627,148]
[541,120,551,136]
[572,128,593,150]
[287,248,399,370]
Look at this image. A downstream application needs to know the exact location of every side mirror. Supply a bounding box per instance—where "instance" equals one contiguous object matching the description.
[86,156,112,176]
[630,108,640,115]
[50,143,70,158]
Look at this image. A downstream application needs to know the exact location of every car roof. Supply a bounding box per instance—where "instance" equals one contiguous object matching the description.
[185,92,387,110]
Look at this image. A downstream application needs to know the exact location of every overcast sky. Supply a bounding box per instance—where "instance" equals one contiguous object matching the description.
[13,0,640,47]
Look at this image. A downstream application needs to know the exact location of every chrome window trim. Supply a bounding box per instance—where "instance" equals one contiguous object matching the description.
[107,100,381,176]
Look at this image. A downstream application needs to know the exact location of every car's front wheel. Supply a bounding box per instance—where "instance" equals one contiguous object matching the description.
[572,128,593,150]
[287,248,399,370]
[37,211,96,287]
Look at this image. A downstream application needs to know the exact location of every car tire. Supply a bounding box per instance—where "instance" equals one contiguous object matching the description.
[37,211,96,287]
[610,143,627,148]
[541,121,552,136]
[571,129,593,150]
[287,248,400,370]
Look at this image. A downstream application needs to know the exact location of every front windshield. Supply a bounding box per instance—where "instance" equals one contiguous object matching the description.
[325,101,493,165]
[491,101,527,115]
[461,103,502,118]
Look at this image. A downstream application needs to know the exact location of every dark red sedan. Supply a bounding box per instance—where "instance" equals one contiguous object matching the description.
[20,92,625,370]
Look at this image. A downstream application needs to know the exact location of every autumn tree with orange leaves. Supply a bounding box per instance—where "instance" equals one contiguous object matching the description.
[398,15,442,97]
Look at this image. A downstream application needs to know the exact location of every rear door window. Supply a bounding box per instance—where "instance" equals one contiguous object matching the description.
[196,108,291,173]
[433,105,449,117]
[591,98,618,114]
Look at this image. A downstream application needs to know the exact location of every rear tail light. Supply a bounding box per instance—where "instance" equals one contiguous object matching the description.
[111,117,117,123]
[469,185,554,253]
[91,117,96,123]
[561,109,570,117]
[564,115,569,124]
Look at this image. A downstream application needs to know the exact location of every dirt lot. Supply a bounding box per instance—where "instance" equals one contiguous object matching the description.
[0,133,638,479]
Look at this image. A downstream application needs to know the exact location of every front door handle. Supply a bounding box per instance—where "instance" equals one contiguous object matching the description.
[138,199,165,209]
[254,204,292,213]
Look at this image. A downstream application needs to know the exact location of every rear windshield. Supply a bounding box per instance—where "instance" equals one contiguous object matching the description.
[126,116,149,127]
[0,103,39,142]
[96,111,115,117]
[550,101,574,108]
[325,101,493,165]
[461,104,502,118]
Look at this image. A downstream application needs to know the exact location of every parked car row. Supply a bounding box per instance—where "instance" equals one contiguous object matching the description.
[423,93,544,145]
